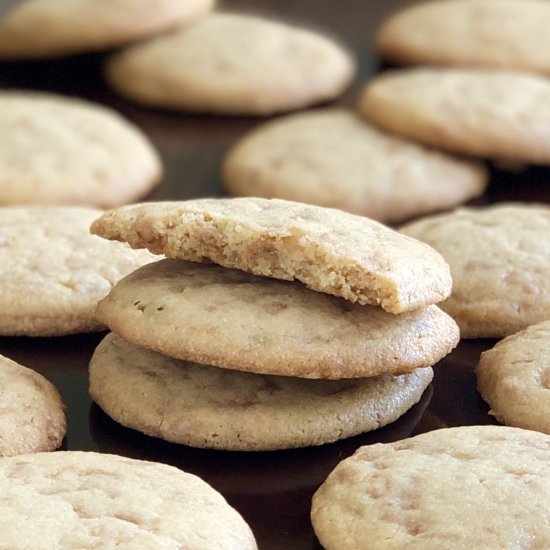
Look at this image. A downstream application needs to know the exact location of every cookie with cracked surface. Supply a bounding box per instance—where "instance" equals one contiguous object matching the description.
[0,0,214,59]
[89,333,434,450]
[91,198,452,314]
[376,0,550,75]
[104,13,355,115]
[0,207,158,336]
[476,320,550,434]
[400,203,550,338]
[223,109,487,223]
[0,91,161,208]
[0,451,257,549]
[311,425,550,550]
[360,68,550,164]
[95,259,459,379]
[0,354,66,456]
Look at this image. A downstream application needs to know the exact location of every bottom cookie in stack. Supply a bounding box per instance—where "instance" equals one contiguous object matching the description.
[88,259,459,451]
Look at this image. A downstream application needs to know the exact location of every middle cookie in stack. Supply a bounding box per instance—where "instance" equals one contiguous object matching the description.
[89,198,459,451]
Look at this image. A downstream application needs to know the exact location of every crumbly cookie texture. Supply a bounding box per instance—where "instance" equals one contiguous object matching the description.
[0,91,161,208]
[476,320,550,433]
[0,207,158,336]
[95,259,459,378]
[376,0,550,74]
[311,425,550,550]
[105,13,355,115]
[0,451,257,549]
[223,109,487,223]
[91,198,452,313]
[0,0,214,59]
[401,203,550,338]
[0,354,66,456]
[89,333,434,450]
[360,68,550,164]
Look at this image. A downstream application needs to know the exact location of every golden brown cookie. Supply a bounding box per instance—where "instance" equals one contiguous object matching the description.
[360,68,550,164]
[0,451,257,549]
[401,204,550,338]
[223,109,487,223]
[95,259,459,379]
[0,354,66,456]
[105,13,355,115]
[476,320,550,434]
[0,0,214,59]
[0,206,158,336]
[89,333,434,450]
[312,425,550,550]
[91,198,452,314]
[376,0,550,75]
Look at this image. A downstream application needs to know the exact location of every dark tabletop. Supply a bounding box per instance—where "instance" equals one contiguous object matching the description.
[0,1,549,549]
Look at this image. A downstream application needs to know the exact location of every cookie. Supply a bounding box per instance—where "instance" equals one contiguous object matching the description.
[104,13,355,115]
[0,206,158,336]
[311,425,550,550]
[89,333,434,450]
[0,354,66,456]
[0,91,161,208]
[0,0,214,59]
[476,320,550,434]
[95,259,459,379]
[360,68,550,165]
[223,109,487,223]
[0,451,257,549]
[376,0,550,75]
[400,203,550,338]
[91,198,452,314]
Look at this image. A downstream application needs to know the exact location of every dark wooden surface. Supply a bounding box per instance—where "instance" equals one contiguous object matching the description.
[0,1,549,549]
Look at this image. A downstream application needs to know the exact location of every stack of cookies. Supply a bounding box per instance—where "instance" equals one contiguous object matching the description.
[88,198,460,451]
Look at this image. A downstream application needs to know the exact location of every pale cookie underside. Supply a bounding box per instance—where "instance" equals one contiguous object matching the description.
[95,259,459,379]
[89,333,434,451]
[91,197,452,314]
[0,0,215,59]
[312,425,550,550]
[0,451,257,549]
[376,0,550,75]
[360,68,550,164]
[0,354,66,456]
[223,109,487,223]
[401,203,550,338]
[0,207,157,336]
[105,12,355,115]
[476,320,550,433]
[0,91,161,208]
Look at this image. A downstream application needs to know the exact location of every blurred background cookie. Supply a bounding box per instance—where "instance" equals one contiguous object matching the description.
[0,0,214,59]
[0,91,162,207]
[0,207,158,336]
[105,13,355,115]
[223,109,487,223]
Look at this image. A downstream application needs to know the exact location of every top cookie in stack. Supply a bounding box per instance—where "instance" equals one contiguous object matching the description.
[89,198,459,450]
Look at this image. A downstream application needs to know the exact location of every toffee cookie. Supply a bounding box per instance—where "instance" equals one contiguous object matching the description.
[0,451,257,549]
[0,207,157,336]
[89,333,434,450]
[312,425,550,550]
[476,320,550,434]
[401,204,550,338]
[0,0,214,59]
[91,198,452,314]
[223,109,487,223]
[0,354,66,456]
[95,260,459,379]
[0,91,161,208]
[360,68,550,165]
[376,0,550,75]
[105,13,355,115]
